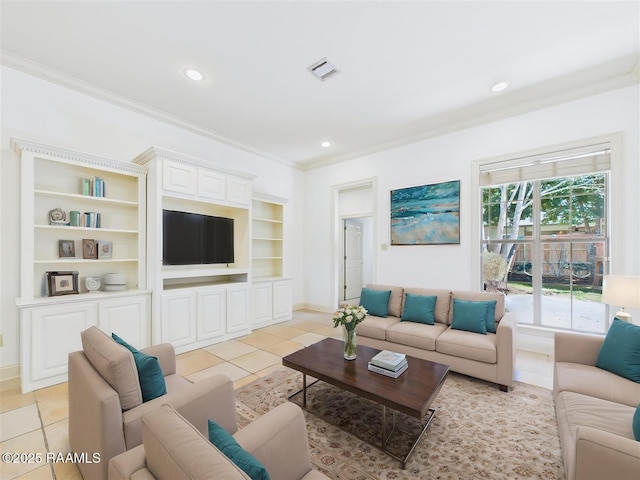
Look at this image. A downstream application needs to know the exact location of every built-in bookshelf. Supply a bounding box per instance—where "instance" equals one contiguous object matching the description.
[13,138,150,392]
[13,138,148,299]
[252,196,285,279]
[251,194,292,327]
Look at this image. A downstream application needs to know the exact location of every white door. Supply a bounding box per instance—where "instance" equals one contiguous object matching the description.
[344,220,363,300]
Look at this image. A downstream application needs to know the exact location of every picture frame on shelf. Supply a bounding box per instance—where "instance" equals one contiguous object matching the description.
[82,239,97,259]
[46,271,79,296]
[58,240,76,258]
[97,240,113,259]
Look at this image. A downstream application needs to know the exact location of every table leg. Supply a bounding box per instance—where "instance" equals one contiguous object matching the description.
[302,373,307,407]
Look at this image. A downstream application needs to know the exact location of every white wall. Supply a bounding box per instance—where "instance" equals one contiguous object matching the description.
[303,85,640,312]
[0,66,304,368]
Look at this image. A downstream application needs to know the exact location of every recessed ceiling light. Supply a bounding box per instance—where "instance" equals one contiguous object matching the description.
[183,67,206,81]
[321,141,332,148]
[491,81,510,93]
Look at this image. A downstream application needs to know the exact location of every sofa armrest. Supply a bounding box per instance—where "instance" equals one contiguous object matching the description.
[108,444,147,480]
[554,331,604,366]
[495,312,516,389]
[234,402,315,480]
[122,374,237,449]
[140,343,176,376]
[574,426,640,480]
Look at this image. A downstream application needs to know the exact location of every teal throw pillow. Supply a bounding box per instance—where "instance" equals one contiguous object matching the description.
[633,404,640,441]
[360,288,392,317]
[208,420,270,480]
[595,318,640,383]
[451,299,491,335]
[112,333,167,402]
[401,293,436,325]
[484,301,498,333]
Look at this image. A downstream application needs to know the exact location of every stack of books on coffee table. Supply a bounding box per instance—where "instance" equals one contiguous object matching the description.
[368,350,408,378]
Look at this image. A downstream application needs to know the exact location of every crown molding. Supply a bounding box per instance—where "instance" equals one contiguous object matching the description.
[300,68,639,171]
[1,51,297,169]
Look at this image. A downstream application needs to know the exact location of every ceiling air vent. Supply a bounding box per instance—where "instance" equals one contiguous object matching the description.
[307,57,340,81]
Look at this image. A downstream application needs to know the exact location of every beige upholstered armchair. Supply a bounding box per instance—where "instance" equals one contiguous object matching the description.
[68,326,237,480]
[108,403,329,480]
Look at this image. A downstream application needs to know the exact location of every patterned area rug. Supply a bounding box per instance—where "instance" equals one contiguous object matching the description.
[235,367,564,480]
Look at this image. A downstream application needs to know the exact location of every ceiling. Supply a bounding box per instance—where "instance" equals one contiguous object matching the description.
[1,1,639,169]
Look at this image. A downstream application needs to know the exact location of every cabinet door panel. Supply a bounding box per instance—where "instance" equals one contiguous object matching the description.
[163,160,196,196]
[197,288,225,340]
[226,286,249,333]
[30,303,98,381]
[162,292,197,347]
[273,280,293,320]
[226,176,251,206]
[252,283,273,325]
[198,170,226,202]
[98,295,150,348]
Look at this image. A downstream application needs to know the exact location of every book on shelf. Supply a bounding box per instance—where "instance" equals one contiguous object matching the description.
[82,177,106,197]
[370,350,406,370]
[367,361,408,378]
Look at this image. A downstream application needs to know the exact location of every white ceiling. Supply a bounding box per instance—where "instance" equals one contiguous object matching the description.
[1,1,639,169]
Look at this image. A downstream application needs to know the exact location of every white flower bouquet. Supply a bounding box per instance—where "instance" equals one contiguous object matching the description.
[333,305,368,331]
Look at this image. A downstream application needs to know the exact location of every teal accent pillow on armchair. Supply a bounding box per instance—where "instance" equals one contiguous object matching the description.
[208,420,270,480]
[595,318,640,382]
[359,288,392,317]
[633,404,640,441]
[112,333,167,402]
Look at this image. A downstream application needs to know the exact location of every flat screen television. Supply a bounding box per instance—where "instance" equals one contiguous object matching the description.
[163,209,234,265]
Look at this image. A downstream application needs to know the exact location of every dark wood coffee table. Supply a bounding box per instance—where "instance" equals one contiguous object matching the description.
[282,337,449,468]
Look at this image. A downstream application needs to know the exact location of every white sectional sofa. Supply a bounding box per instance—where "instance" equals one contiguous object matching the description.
[353,284,517,391]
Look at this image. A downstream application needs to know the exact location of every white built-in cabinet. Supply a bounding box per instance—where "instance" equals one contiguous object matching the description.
[12,139,150,392]
[134,147,255,354]
[251,195,292,327]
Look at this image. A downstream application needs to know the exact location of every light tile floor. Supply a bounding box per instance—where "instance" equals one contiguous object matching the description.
[0,309,553,479]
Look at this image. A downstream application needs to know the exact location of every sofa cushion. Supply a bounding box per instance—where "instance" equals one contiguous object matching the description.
[554,362,640,408]
[596,318,640,383]
[634,404,640,441]
[556,391,635,441]
[365,284,404,317]
[449,291,504,327]
[113,333,167,403]
[451,299,494,334]
[404,288,451,324]
[436,328,497,363]
[555,390,637,480]
[209,420,270,480]
[385,322,448,351]
[142,405,249,480]
[401,293,436,324]
[357,315,401,341]
[81,326,142,411]
[360,288,392,317]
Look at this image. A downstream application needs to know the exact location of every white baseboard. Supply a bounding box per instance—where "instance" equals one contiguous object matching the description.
[296,303,334,314]
[0,363,20,391]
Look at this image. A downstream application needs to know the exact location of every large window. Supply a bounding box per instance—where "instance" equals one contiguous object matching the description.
[479,144,611,333]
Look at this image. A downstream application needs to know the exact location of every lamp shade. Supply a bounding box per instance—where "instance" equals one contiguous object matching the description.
[601,275,640,309]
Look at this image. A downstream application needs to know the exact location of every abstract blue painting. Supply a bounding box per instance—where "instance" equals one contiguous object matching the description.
[390,180,460,245]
